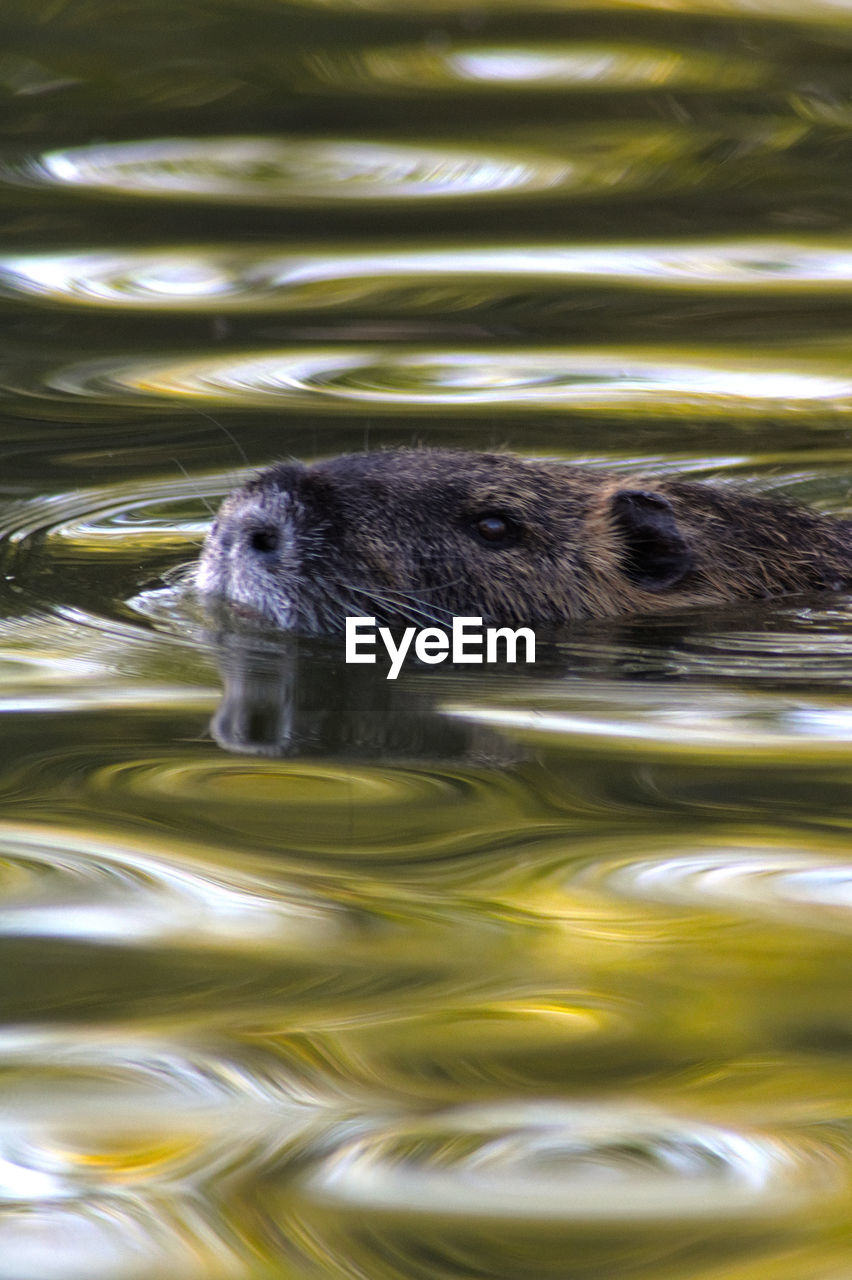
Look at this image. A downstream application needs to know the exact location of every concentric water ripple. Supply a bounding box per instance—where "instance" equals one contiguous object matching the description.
[0,817,524,965]
[81,757,547,866]
[8,134,611,206]
[0,592,219,713]
[0,1030,333,1278]
[446,682,852,761]
[0,816,538,1030]
[555,594,852,687]
[0,608,217,714]
[18,344,852,420]
[6,121,800,208]
[571,839,852,935]
[0,820,360,950]
[0,1196,240,1280]
[0,470,222,710]
[303,41,766,95]
[267,1100,847,1280]
[301,1101,841,1222]
[0,470,228,556]
[10,237,852,313]
[0,1028,299,1120]
[0,1033,302,1181]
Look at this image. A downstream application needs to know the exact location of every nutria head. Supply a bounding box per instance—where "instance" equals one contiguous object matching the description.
[196,449,852,633]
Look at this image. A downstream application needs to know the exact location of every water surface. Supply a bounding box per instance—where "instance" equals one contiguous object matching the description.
[1,2,852,1277]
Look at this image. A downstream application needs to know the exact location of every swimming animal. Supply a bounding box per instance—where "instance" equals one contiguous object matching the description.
[197,449,852,632]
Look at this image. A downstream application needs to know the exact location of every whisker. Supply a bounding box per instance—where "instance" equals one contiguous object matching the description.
[344,582,455,629]
[344,581,453,616]
[345,586,427,628]
[190,406,250,471]
[413,573,468,595]
[169,457,218,519]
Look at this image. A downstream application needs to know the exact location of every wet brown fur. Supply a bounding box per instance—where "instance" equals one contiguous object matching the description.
[197,449,852,633]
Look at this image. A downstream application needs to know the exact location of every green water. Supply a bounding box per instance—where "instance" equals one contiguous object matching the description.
[1,2,852,1277]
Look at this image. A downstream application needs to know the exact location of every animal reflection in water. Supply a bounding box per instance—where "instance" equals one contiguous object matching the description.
[207,627,517,759]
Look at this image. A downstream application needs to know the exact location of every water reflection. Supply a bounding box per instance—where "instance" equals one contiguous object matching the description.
[268,1101,846,1280]
[573,840,852,933]
[17,136,577,205]
[446,680,852,761]
[0,820,358,950]
[279,0,852,18]
[0,1197,238,1280]
[281,0,849,16]
[0,819,523,1025]
[2,0,852,1273]
[206,625,514,759]
[20,344,852,419]
[302,1101,840,1222]
[306,41,767,93]
[10,237,852,314]
[0,1030,323,1279]
[0,611,216,714]
[7,117,802,209]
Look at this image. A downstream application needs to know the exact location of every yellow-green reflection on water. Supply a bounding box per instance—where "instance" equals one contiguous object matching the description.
[1,0,852,1276]
[11,237,852,314]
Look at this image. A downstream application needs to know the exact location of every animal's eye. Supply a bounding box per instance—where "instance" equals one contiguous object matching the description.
[250,527,279,554]
[470,512,521,548]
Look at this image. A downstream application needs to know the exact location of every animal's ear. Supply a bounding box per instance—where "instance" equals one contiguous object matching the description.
[609,489,693,591]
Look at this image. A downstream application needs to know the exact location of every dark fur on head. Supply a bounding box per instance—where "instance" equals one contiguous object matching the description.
[197,449,852,632]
